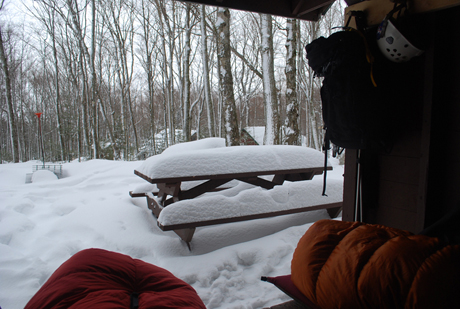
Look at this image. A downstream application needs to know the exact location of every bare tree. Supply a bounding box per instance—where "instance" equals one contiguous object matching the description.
[297,1,345,150]
[137,0,158,154]
[260,14,280,145]
[62,0,100,158]
[49,10,66,160]
[2,0,347,161]
[0,21,19,162]
[216,7,239,146]
[156,0,177,146]
[283,18,300,145]
[229,13,262,131]
[102,0,139,158]
[200,5,215,137]
[182,2,192,141]
[32,3,67,160]
[90,0,99,158]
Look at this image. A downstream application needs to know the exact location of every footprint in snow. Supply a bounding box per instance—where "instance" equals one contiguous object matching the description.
[13,202,35,214]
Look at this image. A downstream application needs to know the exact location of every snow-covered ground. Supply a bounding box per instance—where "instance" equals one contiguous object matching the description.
[0,140,343,309]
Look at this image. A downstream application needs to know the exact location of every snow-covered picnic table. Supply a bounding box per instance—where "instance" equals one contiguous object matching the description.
[131,139,342,246]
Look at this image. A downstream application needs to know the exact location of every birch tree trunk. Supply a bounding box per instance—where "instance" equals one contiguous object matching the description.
[166,2,176,146]
[104,0,139,158]
[182,3,192,141]
[18,57,28,160]
[90,0,99,159]
[31,0,73,160]
[283,18,300,145]
[200,5,215,137]
[153,0,169,148]
[95,24,119,160]
[216,7,239,146]
[305,21,322,150]
[138,0,157,154]
[155,0,176,146]
[66,0,93,157]
[216,52,222,138]
[0,27,19,162]
[260,14,280,145]
[50,10,66,160]
[7,0,346,162]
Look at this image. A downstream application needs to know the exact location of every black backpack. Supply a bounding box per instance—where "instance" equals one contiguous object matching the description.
[306,29,388,150]
[306,21,391,195]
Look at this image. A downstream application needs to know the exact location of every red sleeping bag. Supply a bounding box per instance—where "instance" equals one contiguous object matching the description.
[25,248,206,309]
[291,219,460,309]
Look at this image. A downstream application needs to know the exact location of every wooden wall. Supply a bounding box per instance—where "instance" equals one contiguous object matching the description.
[342,5,460,233]
[425,8,460,227]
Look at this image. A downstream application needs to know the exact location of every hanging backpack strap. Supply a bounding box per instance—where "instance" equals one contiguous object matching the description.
[322,134,330,196]
[343,11,378,87]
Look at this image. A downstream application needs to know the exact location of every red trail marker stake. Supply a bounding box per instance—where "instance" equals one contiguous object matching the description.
[35,113,45,167]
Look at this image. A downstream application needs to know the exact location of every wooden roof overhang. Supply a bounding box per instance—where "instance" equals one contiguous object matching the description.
[181,0,338,21]
[180,0,460,23]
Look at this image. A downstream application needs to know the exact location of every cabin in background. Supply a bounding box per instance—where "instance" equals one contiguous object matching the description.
[241,127,265,145]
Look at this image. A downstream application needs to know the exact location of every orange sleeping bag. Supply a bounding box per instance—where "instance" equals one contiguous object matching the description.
[291,219,460,309]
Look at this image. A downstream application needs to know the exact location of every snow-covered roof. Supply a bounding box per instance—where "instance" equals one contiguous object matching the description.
[243,126,265,145]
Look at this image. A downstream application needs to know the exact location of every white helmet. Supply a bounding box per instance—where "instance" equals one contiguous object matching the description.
[376,4,423,63]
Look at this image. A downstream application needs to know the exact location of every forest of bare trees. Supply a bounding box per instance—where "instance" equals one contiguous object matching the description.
[0,0,345,163]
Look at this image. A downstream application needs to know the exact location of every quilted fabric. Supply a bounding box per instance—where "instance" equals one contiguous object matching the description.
[24,248,206,309]
[291,219,460,309]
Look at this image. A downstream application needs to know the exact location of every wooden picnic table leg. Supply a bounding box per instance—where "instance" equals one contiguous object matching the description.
[327,206,342,218]
[173,228,196,250]
[146,195,164,219]
[157,182,181,206]
[145,191,195,249]
[271,174,286,185]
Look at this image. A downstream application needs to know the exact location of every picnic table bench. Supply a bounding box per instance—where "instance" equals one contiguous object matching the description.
[130,143,342,246]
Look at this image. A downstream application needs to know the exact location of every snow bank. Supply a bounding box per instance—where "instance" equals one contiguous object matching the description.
[0,146,343,309]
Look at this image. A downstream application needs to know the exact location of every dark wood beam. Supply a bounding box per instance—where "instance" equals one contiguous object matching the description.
[179,0,335,21]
